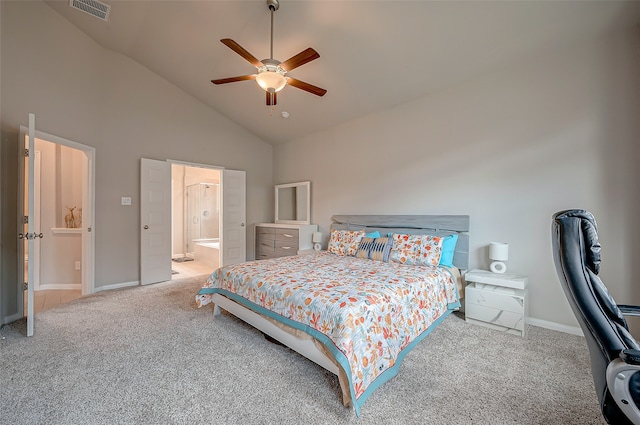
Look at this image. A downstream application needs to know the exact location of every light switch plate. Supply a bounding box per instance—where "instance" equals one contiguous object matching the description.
[121,197,132,206]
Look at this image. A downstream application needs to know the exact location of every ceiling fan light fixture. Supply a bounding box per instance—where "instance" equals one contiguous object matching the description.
[256,67,287,93]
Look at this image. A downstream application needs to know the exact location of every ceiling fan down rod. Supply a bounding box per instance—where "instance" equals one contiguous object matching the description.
[267,0,279,61]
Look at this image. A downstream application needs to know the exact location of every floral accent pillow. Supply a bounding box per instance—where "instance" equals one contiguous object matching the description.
[388,233,444,266]
[328,229,366,256]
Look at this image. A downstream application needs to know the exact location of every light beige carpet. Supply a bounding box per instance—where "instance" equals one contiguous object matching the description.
[0,274,604,424]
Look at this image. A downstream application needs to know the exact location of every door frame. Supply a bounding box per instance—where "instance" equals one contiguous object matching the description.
[169,159,224,265]
[140,159,246,282]
[17,127,95,299]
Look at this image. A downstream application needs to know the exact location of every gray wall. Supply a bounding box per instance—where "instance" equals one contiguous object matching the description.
[274,27,640,330]
[1,0,273,319]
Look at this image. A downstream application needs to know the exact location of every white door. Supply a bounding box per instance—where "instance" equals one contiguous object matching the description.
[31,151,42,291]
[140,158,171,285]
[13,124,96,330]
[23,114,37,336]
[221,169,246,266]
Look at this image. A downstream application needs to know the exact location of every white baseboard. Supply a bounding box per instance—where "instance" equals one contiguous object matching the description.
[36,283,82,291]
[94,281,138,293]
[527,317,583,336]
[3,312,23,326]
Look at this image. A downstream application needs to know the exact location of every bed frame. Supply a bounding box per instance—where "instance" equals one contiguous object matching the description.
[209,214,470,408]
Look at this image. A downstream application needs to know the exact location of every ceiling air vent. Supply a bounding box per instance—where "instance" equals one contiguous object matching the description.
[69,0,110,22]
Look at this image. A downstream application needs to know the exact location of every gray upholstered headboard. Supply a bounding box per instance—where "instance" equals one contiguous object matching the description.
[330,214,470,270]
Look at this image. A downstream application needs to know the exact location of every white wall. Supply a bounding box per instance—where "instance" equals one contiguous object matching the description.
[1,1,273,302]
[274,28,640,329]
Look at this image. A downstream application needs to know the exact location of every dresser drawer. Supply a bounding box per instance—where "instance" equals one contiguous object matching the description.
[256,250,276,260]
[275,228,298,240]
[465,303,525,331]
[256,227,276,241]
[256,238,275,251]
[254,223,317,260]
[275,238,298,250]
[466,285,526,315]
[256,226,276,234]
[274,246,297,257]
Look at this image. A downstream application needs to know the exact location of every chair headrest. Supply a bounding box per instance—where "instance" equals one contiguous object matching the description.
[553,208,634,344]
[553,209,601,275]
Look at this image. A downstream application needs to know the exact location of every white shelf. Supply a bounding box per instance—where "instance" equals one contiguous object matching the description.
[51,228,81,234]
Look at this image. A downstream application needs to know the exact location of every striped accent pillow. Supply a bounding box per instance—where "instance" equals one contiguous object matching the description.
[356,237,393,262]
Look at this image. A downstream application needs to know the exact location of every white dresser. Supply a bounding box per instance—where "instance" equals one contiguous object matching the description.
[464,269,529,337]
[255,223,318,260]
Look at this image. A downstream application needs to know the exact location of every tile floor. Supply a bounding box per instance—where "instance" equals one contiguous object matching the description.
[171,259,215,279]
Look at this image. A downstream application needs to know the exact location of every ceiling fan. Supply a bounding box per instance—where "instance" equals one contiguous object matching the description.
[211,0,326,106]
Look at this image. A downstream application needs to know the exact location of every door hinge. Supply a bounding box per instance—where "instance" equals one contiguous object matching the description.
[24,148,29,157]
[23,282,28,291]
[23,215,28,224]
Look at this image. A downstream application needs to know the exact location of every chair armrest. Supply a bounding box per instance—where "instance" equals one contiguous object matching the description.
[622,349,640,366]
[619,305,640,317]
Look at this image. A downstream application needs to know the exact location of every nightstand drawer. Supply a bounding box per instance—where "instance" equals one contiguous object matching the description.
[465,303,525,331]
[466,284,526,315]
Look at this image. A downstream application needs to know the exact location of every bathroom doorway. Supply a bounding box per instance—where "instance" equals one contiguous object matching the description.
[171,163,221,278]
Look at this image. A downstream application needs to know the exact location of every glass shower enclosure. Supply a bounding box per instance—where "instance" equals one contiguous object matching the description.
[185,183,219,258]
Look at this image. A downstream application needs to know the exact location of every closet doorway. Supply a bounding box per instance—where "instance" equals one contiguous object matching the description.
[171,163,221,279]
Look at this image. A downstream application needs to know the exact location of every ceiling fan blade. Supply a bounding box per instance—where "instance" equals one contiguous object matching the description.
[211,75,257,85]
[220,39,263,68]
[286,78,327,97]
[280,48,320,72]
[266,91,277,106]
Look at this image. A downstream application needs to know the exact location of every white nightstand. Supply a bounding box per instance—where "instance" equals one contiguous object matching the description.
[464,269,528,337]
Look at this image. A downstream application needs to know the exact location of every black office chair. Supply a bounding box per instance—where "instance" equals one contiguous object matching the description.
[552,209,640,425]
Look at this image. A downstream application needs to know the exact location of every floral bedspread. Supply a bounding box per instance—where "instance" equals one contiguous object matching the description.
[196,251,459,416]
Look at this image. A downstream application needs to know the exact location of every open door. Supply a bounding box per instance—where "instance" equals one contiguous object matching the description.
[221,169,246,266]
[14,120,96,333]
[140,158,172,285]
[18,114,38,336]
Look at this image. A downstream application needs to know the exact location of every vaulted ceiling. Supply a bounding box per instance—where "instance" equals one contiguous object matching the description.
[45,1,640,145]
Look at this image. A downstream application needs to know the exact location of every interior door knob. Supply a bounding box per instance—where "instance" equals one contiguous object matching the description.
[144,225,149,229]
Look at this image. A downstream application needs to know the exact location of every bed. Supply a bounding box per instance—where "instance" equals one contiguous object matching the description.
[196,214,469,416]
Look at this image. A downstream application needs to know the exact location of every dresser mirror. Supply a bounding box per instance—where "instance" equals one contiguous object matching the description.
[275,181,310,224]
